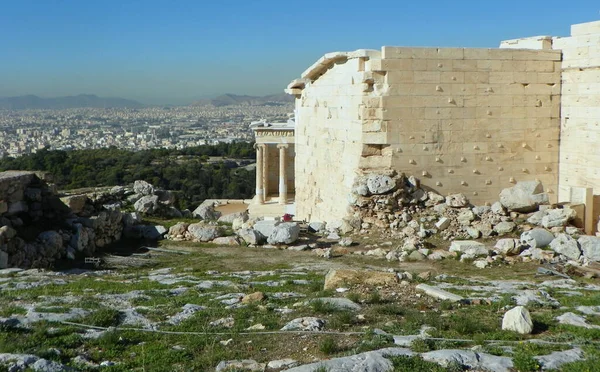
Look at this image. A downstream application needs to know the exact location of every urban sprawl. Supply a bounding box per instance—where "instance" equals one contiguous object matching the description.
[0,105,292,157]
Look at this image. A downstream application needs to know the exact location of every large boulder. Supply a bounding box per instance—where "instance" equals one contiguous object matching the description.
[578,235,600,262]
[324,269,397,290]
[541,208,576,229]
[133,180,155,196]
[237,228,263,245]
[502,306,533,334]
[449,241,489,257]
[549,234,581,260]
[218,211,249,224]
[253,220,279,239]
[134,195,159,214]
[192,201,221,221]
[366,174,396,195]
[267,223,300,245]
[60,195,88,214]
[187,223,223,242]
[499,180,549,212]
[494,221,516,235]
[521,228,555,248]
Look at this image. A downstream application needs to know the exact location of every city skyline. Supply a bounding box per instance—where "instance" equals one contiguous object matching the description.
[1,0,598,105]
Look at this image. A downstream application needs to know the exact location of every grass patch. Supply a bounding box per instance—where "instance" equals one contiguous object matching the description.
[77,308,122,328]
[388,355,452,372]
[0,305,27,317]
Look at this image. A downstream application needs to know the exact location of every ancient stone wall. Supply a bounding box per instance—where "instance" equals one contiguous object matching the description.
[0,171,124,269]
[373,47,562,205]
[552,21,600,202]
[294,55,375,222]
[291,46,561,223]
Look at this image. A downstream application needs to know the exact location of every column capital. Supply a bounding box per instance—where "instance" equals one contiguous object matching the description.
[277,143,289,149]
[254,143,266,150]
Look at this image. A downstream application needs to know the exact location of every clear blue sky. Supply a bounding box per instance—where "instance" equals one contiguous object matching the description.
[0,0,597,105]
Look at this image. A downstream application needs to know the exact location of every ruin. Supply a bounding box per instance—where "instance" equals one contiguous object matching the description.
[250,19,600,230]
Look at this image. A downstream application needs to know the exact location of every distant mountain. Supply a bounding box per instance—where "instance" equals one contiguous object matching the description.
[193,93,294,107]
[0,94,144,109]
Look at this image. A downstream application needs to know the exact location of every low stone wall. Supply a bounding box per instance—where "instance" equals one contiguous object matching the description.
[0,171,124,269]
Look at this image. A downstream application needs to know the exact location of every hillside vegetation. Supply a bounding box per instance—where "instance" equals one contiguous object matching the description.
[0,142,256,210]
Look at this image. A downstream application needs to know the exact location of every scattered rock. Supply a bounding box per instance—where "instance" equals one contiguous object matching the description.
[542,208,576,229]
[494,222,516,235]
[215,360,265,372]
[281,317,325,331]
[212,236,240,246]
[446,194,469,208]
[549,234,581,260]
[192,200,221,221]
[237,228,263,245]
[521,228,555,248]
[415,284,464,302]
[267,359,299,369]
[187,223,223,242]
[310,298,361,311]
[366,174,396,195]
[502,306,533,334]
[499,180,548,212]
[578,235,600,262]
[449,241,489,258]
[338,237,353,247]
[267,223,300,245]
[242,292,265,304]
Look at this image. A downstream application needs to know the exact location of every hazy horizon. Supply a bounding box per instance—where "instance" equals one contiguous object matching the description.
[1,0,598,105]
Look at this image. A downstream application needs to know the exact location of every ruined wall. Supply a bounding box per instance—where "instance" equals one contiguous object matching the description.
[368,47,562,205]
[294,54,376,222]
[291,47,562,222]
[551,21,600,202]
[0,171,124,269]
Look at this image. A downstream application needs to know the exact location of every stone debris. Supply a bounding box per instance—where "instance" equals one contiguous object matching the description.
[284,347,414,372]
[309,297,361,311]
[535,348,584,370]
[267,358,299,369]
[556,312,600,329]
[499,180,549,212]
[415,284,464,302]
[167,304,206,325]
[422,349,513,372]
[280,317,325,331]
[215,359,265,372]
[209,317,235,328]
[520,229,555,249]
[267,222,300,245]
[549,234,581,261]
[501,306,533,334]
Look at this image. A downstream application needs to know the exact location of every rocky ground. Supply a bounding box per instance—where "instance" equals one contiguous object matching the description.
[0,233,599,371]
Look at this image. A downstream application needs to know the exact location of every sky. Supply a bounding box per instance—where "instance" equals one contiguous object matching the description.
[0,0,598,105]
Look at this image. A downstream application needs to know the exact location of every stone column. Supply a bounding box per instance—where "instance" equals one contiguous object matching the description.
[278,144,288,205]
[262,144,269,201]
[254,144,264,204]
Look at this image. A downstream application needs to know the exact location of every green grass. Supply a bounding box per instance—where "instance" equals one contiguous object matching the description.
[0,304,27,317]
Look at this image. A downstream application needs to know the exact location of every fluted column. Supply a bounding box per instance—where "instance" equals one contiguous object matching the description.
[262,144,269,201]
[278,144,288,205]
[254,143,264,204]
